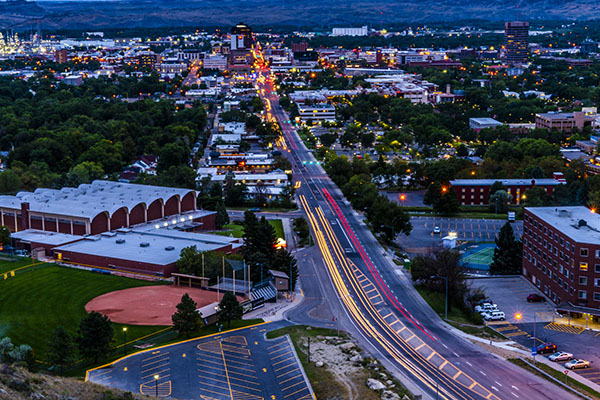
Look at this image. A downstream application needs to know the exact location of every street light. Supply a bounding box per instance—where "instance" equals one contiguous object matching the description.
[430,275,448,320]
[122,327,127,355]
[154,374,159,397]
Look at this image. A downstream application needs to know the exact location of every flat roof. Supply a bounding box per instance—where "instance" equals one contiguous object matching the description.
[53,230,235,266]
[11,229,82,246]
[450,178,563,186]
[470,117,502,124]
[526,206,600,244]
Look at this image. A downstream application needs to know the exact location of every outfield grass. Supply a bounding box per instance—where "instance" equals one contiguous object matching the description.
[0,264,165,358]
[0,257,39,275]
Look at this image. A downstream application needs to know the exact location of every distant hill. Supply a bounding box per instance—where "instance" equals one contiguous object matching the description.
[1,0,600,29]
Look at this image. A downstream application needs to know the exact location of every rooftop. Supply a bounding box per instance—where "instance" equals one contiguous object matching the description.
[11,230,81,246]
[450,178,563,187]
[0,180,194,221]
[526,206,600,244]
[54,229,239,266]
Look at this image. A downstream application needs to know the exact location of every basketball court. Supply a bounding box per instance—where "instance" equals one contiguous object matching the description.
[85,286,244,325]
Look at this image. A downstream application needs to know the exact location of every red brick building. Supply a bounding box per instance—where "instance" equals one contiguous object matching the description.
[449,174,565,206]
[523,207,600,308]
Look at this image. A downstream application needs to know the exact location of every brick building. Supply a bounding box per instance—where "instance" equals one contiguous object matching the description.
[0,180,209,235]
[449,174,565,206]
[522,207,600,309]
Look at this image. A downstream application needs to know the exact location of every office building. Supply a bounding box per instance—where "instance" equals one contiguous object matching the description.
[55,49,68,64]
[231,23,253,50]
[469,118,504,131]
[535,111,595,133]
[523,206,600,310]
[505,21,529,64]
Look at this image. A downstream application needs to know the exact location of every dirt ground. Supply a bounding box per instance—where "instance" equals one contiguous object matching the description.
[85,285,243,325]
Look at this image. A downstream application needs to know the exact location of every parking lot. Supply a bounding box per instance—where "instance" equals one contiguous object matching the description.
[470,276,554,324]
[87,322,314,400]
[400,216,523,253]
[471,277,600,386]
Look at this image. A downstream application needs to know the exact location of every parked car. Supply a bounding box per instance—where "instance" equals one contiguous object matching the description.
[537,343,557,354]
[475,303,498,313]
[549,352,573,362]
[248,207,261,212]
[527,294,546,303]
[483,311,505,321]
[565,359,591,370]
[433,226,441,234]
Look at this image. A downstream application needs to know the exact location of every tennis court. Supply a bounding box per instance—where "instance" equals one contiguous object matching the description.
[462,246,494,265]
[460,243,496,272]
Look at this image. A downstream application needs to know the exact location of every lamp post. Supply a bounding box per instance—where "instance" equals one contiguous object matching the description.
[122,327,127,355]
[430,275,448,320]
[154,374,159,397]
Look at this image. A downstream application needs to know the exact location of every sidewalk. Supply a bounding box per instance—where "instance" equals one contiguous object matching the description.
[242,281,304,321]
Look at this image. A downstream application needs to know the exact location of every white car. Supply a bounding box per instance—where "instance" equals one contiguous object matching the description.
[483,311,505,321]
[475,303,498,313]
[433,226,441,234]
[565,359,591,370]
[549,352,573,362]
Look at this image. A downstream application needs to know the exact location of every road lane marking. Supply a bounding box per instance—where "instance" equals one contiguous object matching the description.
[480,371,487,376]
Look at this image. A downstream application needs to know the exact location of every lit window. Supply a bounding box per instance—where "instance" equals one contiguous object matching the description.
[580,262,588,271]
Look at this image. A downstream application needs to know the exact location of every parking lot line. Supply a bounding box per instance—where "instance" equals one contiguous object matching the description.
[273,355,296,367]
[268,341,288,350]
[277,367,300,378]
[141,368,170,380]
[280,373,303,385]
[282,380,305,392]
[272,350,293,360]
[285,387,310,399]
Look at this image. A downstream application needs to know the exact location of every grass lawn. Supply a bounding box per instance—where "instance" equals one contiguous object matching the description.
[214,219,285,240]
[0,264,166,358]
[415,286,482,326]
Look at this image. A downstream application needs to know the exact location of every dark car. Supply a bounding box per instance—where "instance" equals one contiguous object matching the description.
[537,343,557,354]
[527,294,546,303]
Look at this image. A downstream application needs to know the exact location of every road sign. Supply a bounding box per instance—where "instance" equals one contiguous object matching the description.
[532,347,538,356]
[564,370,569,375]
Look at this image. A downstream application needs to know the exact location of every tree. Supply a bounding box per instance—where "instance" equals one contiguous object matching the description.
[424,182,460,215]
[77,311,114,363]
[0,169,22,194]
[177,246,202,276]
[488,190,512,214]
[489,222,523,275]
[456,144,469,157]
[172,293,201,337]
[215,201,229,229]
[0,225,10,247]
[410,248,467,312]
[47,327,77,373]
[218,291,243,328]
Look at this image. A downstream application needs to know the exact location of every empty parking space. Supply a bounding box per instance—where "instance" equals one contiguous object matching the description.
[575,368,600,385]
[268,337,313,399]
[86,322,314,400]
[469,277,554,323]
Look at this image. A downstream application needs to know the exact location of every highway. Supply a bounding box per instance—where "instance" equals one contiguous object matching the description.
[253,61,579,400]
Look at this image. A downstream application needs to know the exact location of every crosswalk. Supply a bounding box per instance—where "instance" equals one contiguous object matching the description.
[543,323,585,335]
[489,322,530,338]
